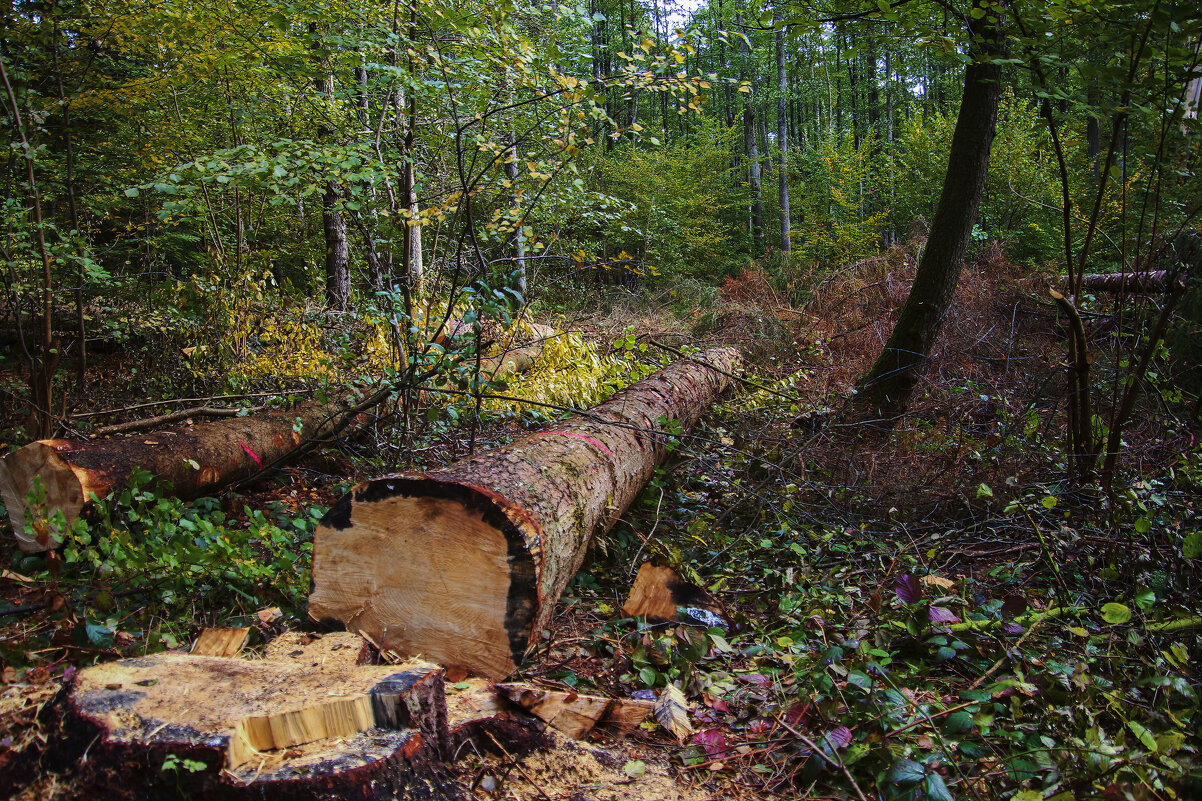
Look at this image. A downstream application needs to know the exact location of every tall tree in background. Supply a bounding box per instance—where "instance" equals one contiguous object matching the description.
[775,11,790,255]
[856,8,1003,414]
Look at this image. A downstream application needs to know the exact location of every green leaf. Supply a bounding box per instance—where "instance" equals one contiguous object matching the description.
[888,758,926,784]
[925,772,954,801]
[1133,588,1156,610]
[1126,720,1157,751]
[1041,495,1057,509]
[124,187,140,197]
[1101,602,1132,624]
[1182,531,1202,559]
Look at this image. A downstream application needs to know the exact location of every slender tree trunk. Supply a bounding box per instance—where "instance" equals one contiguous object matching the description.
[506,138,527,296]
[856,16,1003,414]
[776,21,790,254]
[312,36,351,311]
[737,14,763,255]
[322,181,351,310]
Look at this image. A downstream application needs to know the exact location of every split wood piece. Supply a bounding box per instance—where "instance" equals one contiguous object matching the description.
[601,697,657,735]
[1080,270,1174,293]
[263,630,373,668]
[622,561,727,627]
[495,684,655,740]
[62,651,448,798]
[309,346,741,679]
[497,684,613,740]
[0,398,356,554]
[191,627,249,658]
[445,677,552,759]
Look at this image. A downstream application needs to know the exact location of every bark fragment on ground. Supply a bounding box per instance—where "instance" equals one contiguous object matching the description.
[622,561,726,627]
[308,347,742,679]
[496,683,654,740]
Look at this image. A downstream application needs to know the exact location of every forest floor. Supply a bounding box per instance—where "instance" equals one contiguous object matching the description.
[0,244,1199,800]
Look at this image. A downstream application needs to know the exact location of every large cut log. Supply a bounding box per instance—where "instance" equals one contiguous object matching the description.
[0,399,356,554]
[1080,270,1173,293]
[308,347,742,679]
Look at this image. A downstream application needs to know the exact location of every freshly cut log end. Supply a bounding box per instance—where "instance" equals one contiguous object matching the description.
[310,477,540,681]
[309,347,742,680]
[59,651,449,799]
[0,440,91,553]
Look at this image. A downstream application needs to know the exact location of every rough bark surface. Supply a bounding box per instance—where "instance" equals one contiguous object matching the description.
[856,17,1003,413]
[0,399,354,553]
[308,347,742,679]
[1080,270,1171,293]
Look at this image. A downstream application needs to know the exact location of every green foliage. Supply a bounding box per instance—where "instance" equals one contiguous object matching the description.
[571,119,748,279]
[18,471,324,634]
[789,129,889,275]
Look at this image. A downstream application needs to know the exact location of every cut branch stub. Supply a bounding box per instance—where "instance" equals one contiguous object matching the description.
[308,347,741,679]
[0,399,354,553]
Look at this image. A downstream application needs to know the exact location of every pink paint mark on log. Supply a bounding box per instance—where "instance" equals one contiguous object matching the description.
[530,431,614,457]
[238,440,263,468]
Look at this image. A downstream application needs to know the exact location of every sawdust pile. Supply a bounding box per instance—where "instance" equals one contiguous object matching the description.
[468,729,707,801]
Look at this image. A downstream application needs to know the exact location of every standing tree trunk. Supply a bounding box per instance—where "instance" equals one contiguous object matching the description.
[323,181,351,311]
[737,14,763,256]
[776,20,790,255]
[312,30,351,312]
[308,348,741,679]
[855,16,1003,414]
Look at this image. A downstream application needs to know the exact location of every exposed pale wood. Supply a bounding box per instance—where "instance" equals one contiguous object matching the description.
[62,651,448,797]
[445,678,551,758]
[229,694,376,768]
[191,626,249,658]
[601,698,656,734]
[497,683,613,740]
[309,347,742,679]
[0,399,355,553]
[623,562,684,620]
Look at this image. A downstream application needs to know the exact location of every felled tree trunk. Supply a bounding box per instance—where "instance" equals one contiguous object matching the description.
[0,399,354,553]
[1080,270,1171,293]
[308,347,741,679]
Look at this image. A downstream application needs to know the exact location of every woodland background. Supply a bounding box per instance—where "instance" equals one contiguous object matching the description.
[1,0,1201,799]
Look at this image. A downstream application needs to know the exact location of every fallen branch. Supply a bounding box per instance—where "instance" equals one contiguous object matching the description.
[93,405,266,436]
